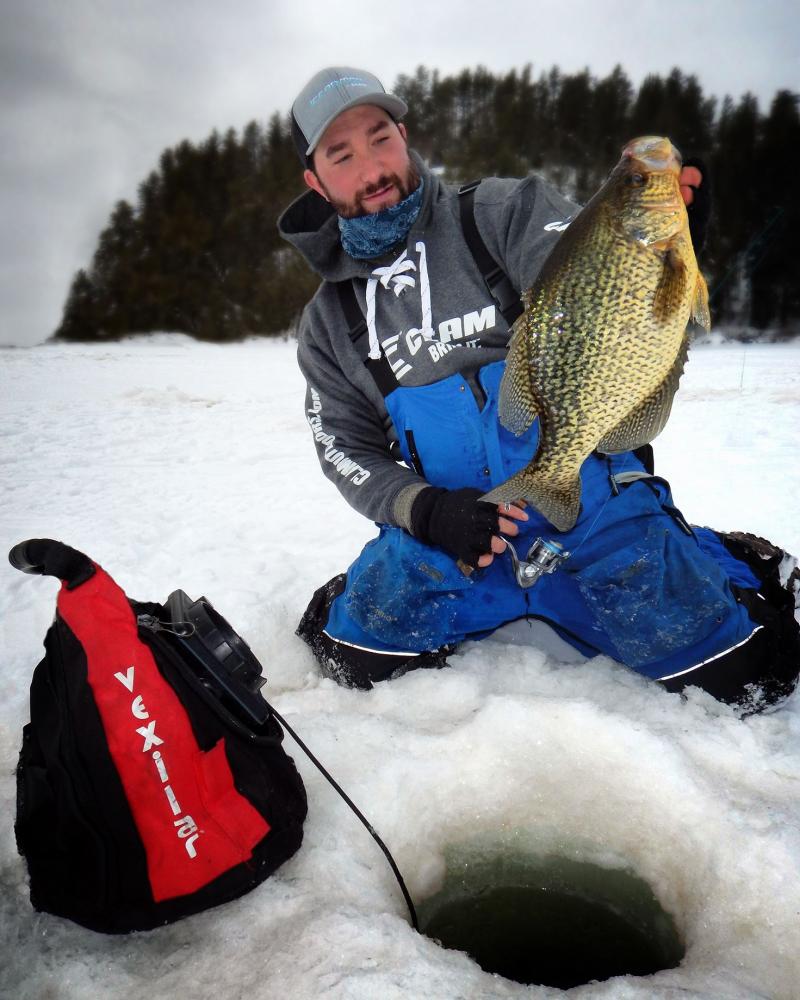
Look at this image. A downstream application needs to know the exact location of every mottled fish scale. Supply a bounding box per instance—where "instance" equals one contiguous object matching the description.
[484,136,709,530]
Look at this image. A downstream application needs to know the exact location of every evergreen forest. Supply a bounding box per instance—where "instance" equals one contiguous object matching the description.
[54,64,800,343]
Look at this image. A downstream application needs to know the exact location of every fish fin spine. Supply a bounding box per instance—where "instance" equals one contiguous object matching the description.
[691,271,711,330]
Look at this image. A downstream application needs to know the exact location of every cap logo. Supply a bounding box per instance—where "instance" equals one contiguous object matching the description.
[309,76,371,106]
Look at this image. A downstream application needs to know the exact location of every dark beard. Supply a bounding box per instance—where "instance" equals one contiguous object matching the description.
[320,159,422,219]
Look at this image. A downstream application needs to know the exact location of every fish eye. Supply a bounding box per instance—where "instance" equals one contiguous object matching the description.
[626,172,647,187]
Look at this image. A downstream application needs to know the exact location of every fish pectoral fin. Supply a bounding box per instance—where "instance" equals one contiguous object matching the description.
[691,271,711,330]
[597,335,689,453]
[653,247,688,323]
[498,315,540,436]
[484,470,581,533]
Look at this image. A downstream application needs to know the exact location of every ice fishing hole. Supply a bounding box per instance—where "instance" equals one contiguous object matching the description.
[417,843,684,990]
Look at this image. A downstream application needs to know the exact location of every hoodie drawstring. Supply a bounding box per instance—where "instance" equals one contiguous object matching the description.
[365,246,432,361]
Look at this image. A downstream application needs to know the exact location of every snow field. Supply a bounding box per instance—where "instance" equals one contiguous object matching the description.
[1,336,799,999]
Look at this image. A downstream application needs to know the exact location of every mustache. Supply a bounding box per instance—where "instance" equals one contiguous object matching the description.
[359,175,400,200]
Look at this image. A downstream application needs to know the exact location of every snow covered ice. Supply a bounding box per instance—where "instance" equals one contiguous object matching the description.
[1,335,800,999]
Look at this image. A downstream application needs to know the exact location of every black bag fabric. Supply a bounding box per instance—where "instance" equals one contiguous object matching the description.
[10,539,307,934]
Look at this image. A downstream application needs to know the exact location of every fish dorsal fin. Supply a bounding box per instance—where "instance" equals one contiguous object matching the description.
[653,247,688,323]
[691,271,711,330]
[498,313,540,436]
[597,334,690,453]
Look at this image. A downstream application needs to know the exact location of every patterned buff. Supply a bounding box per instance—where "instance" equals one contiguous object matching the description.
[339,180,424,260]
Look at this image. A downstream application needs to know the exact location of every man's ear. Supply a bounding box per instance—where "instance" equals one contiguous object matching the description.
[398,122,408,142]
[304,168,328,201]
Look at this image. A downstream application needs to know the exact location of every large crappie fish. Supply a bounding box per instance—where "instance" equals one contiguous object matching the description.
[484,135,710,531]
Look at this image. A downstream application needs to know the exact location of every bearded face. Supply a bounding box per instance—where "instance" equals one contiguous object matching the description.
[315,158,421,218]
[304,106,420,219]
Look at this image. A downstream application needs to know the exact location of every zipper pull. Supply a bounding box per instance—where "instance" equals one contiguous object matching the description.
[137,614,195,637]
[137,613,161,631]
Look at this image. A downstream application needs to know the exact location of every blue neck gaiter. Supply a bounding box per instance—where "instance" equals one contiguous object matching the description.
[339,180,424,260]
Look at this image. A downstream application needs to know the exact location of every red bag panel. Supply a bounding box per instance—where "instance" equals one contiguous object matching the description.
[57,566,270,902]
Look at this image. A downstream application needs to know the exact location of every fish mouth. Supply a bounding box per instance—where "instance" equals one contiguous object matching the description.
[622,136,682,174]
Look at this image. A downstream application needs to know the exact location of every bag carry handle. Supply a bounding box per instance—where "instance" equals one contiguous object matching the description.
[8,538,96,590]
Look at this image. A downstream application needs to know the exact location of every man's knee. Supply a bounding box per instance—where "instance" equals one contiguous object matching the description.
[296,573,452,690]
[659,611,799,713]
[659,531,800,714]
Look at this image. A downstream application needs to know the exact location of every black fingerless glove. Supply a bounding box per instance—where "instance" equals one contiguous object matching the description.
[683,156,711,252]
[410,487,499,567]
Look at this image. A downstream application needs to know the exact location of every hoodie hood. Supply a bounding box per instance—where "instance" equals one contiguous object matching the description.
[277,151,436,282]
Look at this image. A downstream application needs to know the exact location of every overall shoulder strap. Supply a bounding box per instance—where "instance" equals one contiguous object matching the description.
[334,280,399,397]
[458,180,524,326]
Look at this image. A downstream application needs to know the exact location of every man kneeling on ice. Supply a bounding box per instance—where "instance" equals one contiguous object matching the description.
[278,66,800,711]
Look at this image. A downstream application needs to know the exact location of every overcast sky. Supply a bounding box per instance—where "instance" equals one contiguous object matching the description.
[1,0,797,346]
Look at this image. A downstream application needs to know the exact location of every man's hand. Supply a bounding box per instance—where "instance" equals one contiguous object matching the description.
[679,157,711,251]
[410,487,528,569]
[476,499,528,568]
[679,164,703,206]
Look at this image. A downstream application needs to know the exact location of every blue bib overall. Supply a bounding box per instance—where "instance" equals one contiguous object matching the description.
[326,361,760,681]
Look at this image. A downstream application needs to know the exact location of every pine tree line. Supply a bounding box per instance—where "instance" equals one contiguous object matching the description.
[57,116,318,341]
[55,64,800,342]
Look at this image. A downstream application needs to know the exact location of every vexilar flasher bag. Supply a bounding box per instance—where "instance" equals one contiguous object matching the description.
[9,538,307,933]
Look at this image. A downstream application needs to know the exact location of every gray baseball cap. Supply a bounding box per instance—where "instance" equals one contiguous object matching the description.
[291,66,408,163]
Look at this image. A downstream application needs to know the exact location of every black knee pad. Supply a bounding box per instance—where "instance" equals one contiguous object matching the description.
[661,531,800,714]
[660,606,800,714]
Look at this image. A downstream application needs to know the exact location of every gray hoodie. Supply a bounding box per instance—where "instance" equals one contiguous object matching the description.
[278,153,578,529]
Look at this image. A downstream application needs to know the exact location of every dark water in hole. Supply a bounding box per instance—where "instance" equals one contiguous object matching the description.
[418,848,684,990]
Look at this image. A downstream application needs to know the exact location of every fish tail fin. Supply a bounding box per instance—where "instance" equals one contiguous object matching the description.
[483,471,582,533]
